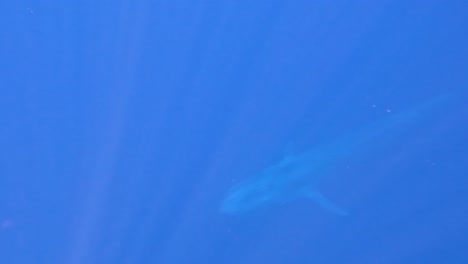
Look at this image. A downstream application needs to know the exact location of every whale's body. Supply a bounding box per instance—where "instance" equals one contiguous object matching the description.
[220,95,450,215]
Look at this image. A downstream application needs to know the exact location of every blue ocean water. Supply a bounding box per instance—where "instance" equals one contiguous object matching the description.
[0,1,467,263]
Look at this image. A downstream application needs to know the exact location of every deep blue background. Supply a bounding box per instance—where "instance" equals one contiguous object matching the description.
[1,0,467,263]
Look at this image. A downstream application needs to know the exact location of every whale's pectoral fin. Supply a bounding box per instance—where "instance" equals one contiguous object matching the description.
[302,190,348,215]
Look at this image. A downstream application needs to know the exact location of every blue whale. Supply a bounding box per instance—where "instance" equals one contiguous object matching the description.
[220,95,451,215]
